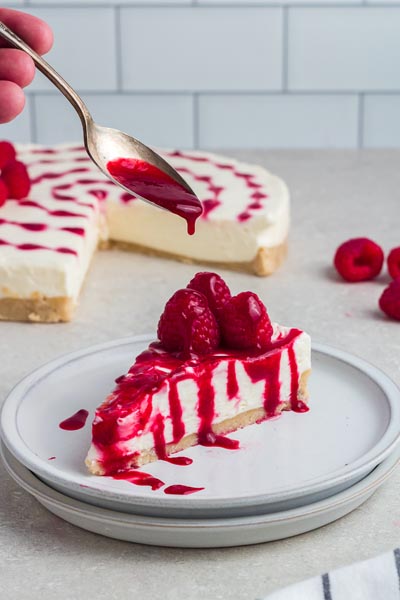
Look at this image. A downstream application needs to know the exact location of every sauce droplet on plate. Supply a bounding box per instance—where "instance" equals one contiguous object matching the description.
[111,470,164,491]
[164,485,204,496]
[59,409,89,431]
[162,456,193,466]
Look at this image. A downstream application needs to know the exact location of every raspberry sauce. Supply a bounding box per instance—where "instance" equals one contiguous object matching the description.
[59,409,89,431]
[111,470,164,491]
[163,456,193,466]
[0,239,78,256]
[107,158,202,235]
[0,218,85,237]
[110,471,202,495]
[164,485,204,496]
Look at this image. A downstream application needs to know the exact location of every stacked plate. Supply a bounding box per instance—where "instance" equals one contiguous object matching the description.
[2,335,400,548]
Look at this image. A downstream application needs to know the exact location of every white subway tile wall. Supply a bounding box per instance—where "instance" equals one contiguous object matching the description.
[288,8,400,91]
[198,95,359,148]
[2,1,400,148]
[0,96,32,140]
[363,95,400,147]
[26,8,118,91]
[33,93,194,148]
[120,8,282,91]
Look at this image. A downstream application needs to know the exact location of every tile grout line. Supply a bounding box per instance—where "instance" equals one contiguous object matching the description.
[358,92,365,148]
[16,3,396,9]
[13,3,400,9]
[193,93,199,150]
[29,94,38,144]
[114,5,123,92]
[25,89,398,96]
[282,6,289,92]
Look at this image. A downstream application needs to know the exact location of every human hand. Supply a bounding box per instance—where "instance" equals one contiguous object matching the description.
[0,8,53,124]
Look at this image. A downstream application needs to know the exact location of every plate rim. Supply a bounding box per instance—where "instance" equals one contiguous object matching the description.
[1,442,399,528]
[1,334,400,511]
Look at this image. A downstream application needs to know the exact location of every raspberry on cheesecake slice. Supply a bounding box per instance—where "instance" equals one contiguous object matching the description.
[85,273,311,475]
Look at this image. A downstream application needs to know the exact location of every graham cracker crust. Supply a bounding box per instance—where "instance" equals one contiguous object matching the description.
[0,238,287,323]
[108,239,288,277]
[86,368,311,475]
[0,296,75,323]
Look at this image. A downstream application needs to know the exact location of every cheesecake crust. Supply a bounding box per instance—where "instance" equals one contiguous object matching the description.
[0,296,75,323]
[86,368,311,475]
[108,239,288,277]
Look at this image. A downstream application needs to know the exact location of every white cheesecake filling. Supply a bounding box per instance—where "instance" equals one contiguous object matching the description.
[86,325,311,465]
[106,191,289,263]
[0,202,99,299]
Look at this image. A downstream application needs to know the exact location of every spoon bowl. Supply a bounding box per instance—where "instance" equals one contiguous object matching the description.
[86,122,194,196]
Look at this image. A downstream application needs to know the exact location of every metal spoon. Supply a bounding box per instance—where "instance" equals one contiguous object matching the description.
[0,21,201,229]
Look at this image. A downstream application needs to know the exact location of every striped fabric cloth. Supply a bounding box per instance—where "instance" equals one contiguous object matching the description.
[262,549,400,599]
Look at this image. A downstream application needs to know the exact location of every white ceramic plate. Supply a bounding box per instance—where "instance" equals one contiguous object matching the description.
[2,336,400,519]
[2,443,398,548]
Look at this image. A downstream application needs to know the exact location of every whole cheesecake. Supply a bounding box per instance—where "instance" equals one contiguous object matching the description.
[86,273,311,475]
[0,144,290,322]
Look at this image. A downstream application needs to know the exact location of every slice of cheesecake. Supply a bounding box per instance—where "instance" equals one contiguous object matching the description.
[86,273,311,475]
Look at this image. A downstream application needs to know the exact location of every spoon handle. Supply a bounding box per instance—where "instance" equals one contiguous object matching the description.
[0,21,92,127]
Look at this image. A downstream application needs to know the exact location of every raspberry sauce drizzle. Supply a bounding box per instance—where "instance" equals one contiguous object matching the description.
[164,456,193,466]
[197,366,240,450]
[112,470,164,490]
[107,158,202,235]
[164,485,204,495]
[0,238,78,257]
[31,167,89,185]
[152,412,193,465]
[0,218,85,237]
[111,471,200,494]
[59,409,89,431]
[164,150,270,222]
[227,361,239,400]
[288,346,308,413]
[168,380,185,442]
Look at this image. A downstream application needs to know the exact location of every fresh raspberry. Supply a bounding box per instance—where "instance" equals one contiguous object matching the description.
[0,141,16,169]
[387,247,400,280]
[157,289,220,356]
[334,238,384,282]
[0,179,8,207]
[220,291,273,351]
[379,278,400,321]
[187,272,231,317]
[2,160,31,200]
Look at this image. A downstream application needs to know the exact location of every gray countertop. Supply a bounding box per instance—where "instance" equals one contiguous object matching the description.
[1,150,400,600]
